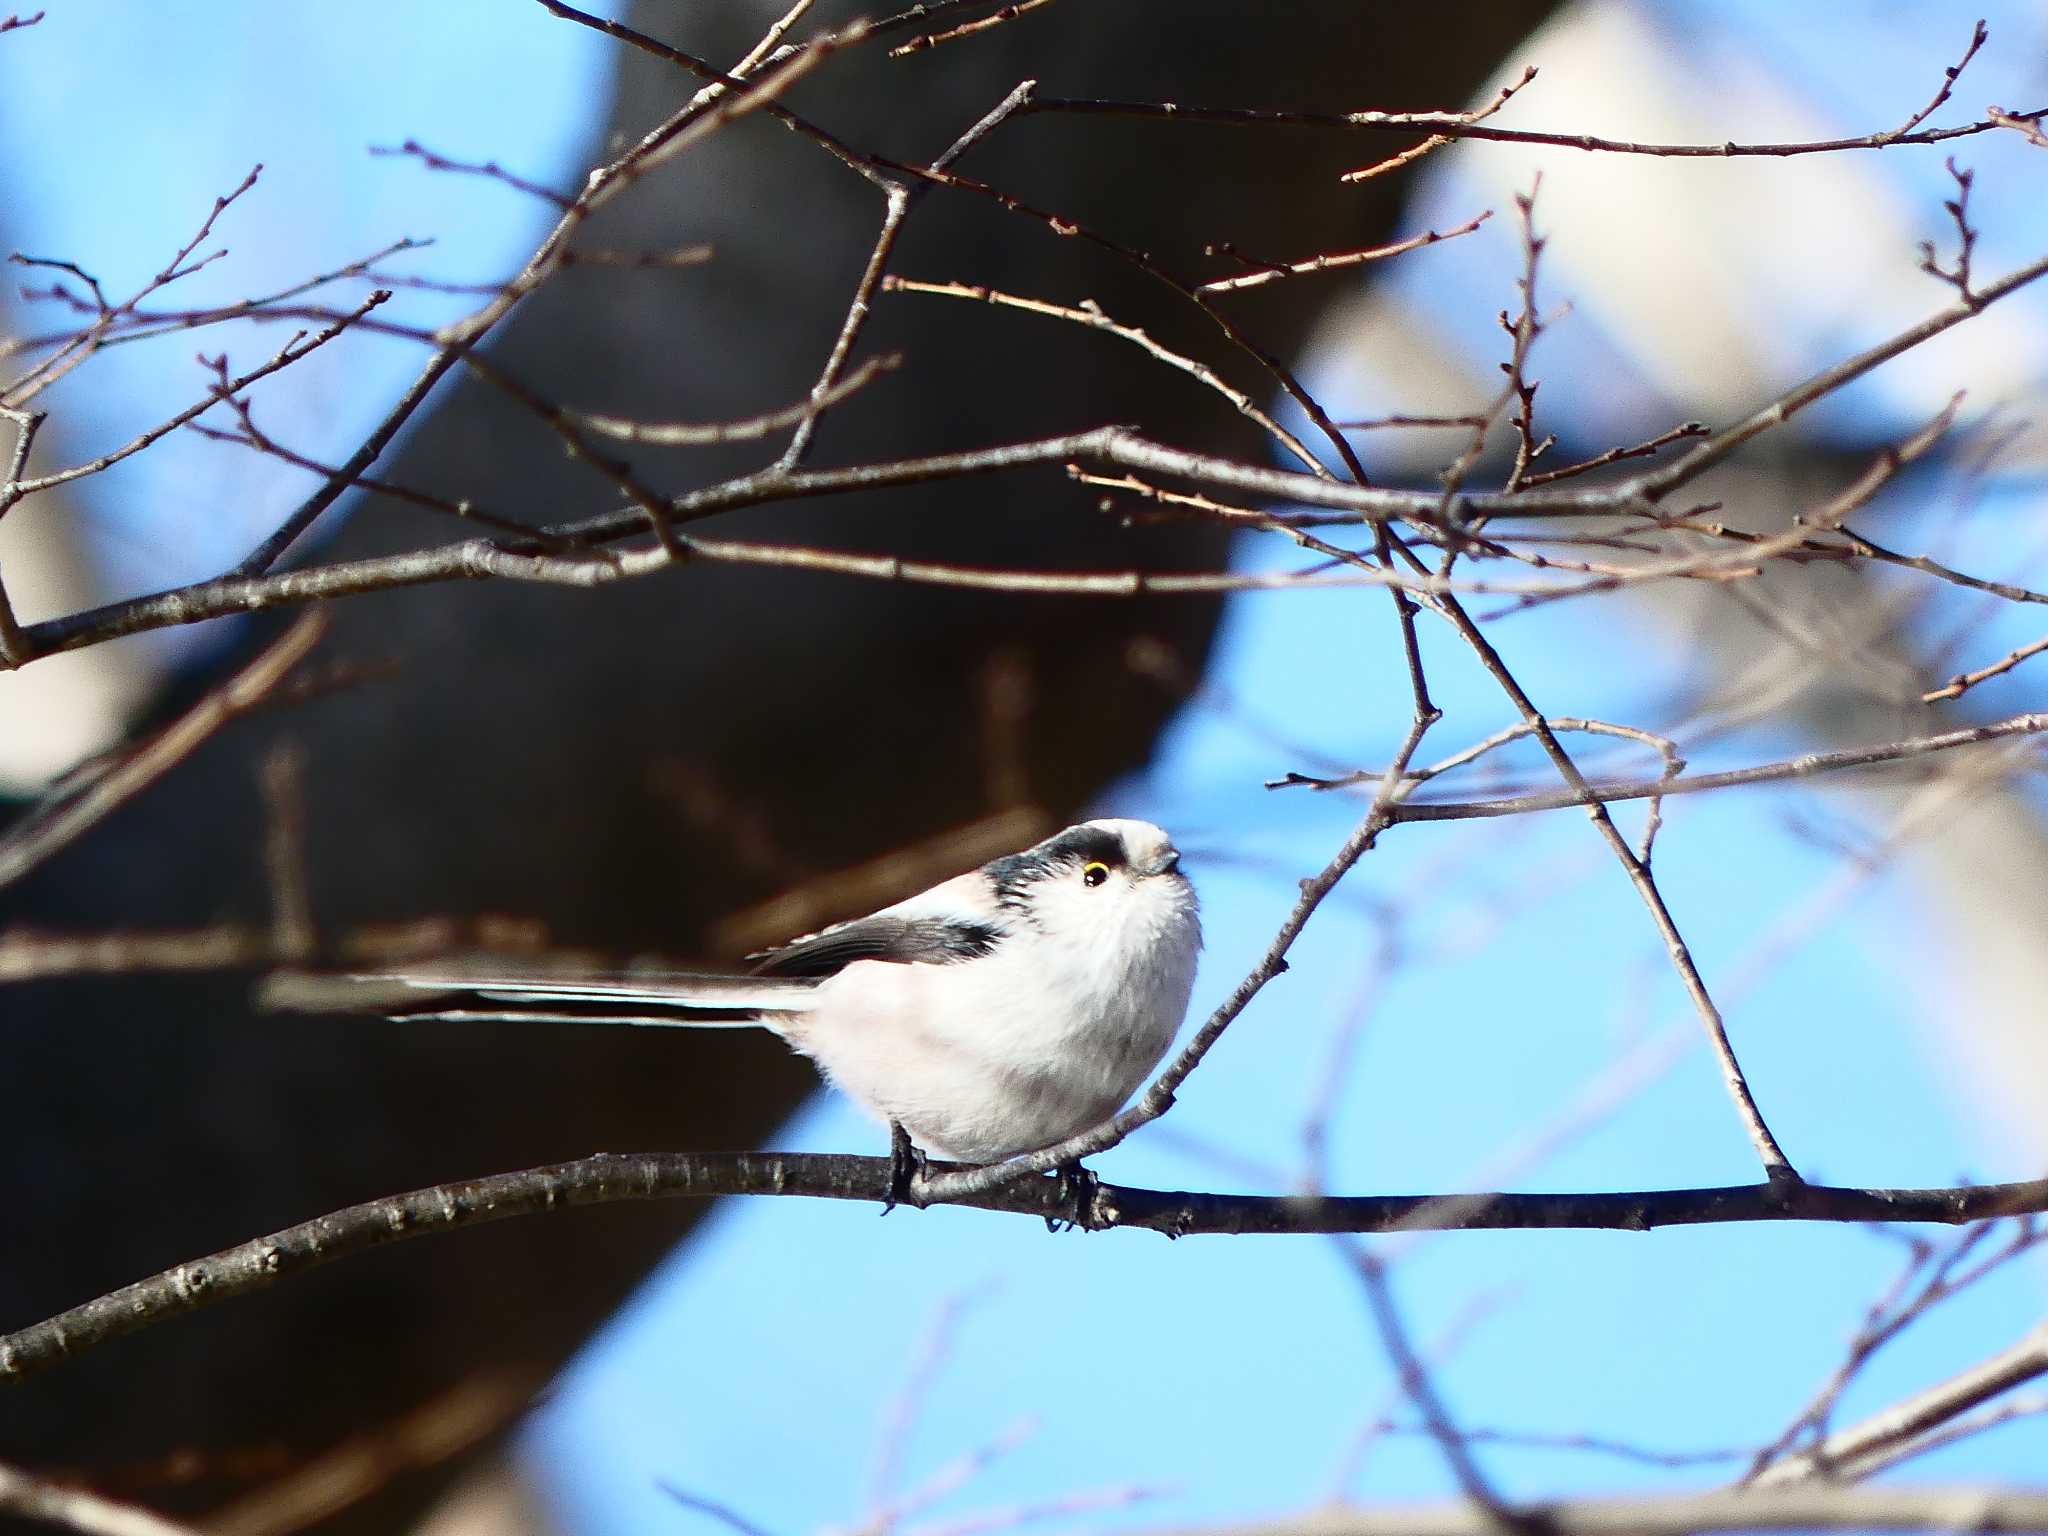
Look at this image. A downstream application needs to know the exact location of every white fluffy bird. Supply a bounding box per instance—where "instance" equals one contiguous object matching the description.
[265,819,1201,1168]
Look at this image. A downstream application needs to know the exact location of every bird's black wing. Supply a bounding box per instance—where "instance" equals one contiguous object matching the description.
[748,914,1003,978]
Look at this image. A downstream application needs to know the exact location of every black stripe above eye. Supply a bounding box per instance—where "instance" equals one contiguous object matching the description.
[1042,824,1127,868]
[983,824,1127,911]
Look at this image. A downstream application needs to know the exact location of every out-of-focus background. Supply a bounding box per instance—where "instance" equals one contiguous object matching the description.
[2,4,2044,1534]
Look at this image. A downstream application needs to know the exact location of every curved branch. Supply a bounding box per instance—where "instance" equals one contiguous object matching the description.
[3,1152,2045,1386]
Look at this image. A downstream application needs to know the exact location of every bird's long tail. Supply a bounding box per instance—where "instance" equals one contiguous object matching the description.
[259,963,819,1028]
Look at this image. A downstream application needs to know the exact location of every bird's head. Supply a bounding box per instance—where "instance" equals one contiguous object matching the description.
[983,818,1200,971]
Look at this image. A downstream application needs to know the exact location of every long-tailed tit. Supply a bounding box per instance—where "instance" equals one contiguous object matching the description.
[264,819,1201,1173]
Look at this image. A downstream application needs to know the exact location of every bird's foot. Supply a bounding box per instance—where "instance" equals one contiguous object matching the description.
[1045,1160,1101,1233]
[883,1121,929,1213]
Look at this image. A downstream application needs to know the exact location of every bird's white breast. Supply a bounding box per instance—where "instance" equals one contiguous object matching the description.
[783,875,1200,1161]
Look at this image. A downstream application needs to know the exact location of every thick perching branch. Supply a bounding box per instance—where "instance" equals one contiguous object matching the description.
[4,1151,2047,1386]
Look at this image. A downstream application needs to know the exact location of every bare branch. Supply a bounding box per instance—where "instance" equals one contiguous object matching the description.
[1987,105,2048,148]
[1630,248,2048,501]
[1426,590,1798,1179]
[367,139,574,209]
[571,353,901,445]
[882,278,1326,472]
[5,165,263,408]
[0,916,548,983]
[1916,158,1980,305]
[1755,1319,2048,1487]
[1339,1243,1517,1522]
[1880,19,1990,142]
[259,743,314,962]
[1924,631,2048,701]
[1029,67,2044,162]
[1157,1485,2048,1535]
[6,1153,2048,1385]
[0,403,43,664]
[1338,67,1538,184]
[188,418,574,547]
[1280,711,2048,821]
[10,290,390,500]
[776,76,1034,471]
[660,1485,781,1536]
[889,0,1060,58]
[0,613,327,890]
[1515,420,1708,489]
[1193,215,1492,296]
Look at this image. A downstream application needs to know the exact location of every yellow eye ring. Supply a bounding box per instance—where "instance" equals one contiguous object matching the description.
[1081,861,1110,888]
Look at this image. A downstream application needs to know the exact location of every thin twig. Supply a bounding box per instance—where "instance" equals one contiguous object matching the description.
[1026,82,2044,161]
[1339,1243,1517,1524]
[259,744,315,962]
[660,1485,781,1536]
[238,7,866,578]
[1923,631,2048,702]
[0,613,327,890]
[1988,105,2048,148]
[1630,251,2048,501]
[890,0,1059,57]
[1880,19,1990,143]
[5,165,263,408]
[1422,590,1797,1179]
[571,354,900,445]
[0,916,550,983]
[1917,157,1980,305]
[1753,1321,2048,1487]
[1355,1422,1742,1472]
[1194,215,1491,295]
[0,403,44,664]
[12,291,390,498]
[884,278,1325,474]
[1515,421,1709,489]
[368,140,574,207]
[1273,716,2048,822]
[777,76,1035,471]
[187,420,574,548]
[1338,65,1537,184]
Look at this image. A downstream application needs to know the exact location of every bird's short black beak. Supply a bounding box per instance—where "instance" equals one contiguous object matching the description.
[1153,849,1182,877]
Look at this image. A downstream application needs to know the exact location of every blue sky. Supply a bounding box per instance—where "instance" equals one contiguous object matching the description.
[5,3,2044,1530]
[0,1,608,658]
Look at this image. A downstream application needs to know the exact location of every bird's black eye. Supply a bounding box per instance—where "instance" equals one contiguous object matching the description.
[1081,861,1110,888]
